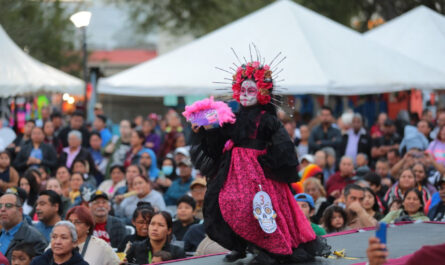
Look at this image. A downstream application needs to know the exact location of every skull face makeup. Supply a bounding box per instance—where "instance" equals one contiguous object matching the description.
[253,190,277,234]
[239,79,258,107]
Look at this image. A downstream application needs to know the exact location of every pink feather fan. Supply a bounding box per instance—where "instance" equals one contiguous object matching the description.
[182,96,236,127]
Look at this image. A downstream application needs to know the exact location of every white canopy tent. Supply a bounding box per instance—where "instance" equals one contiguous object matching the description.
[0,25,84,97]
[365,6,445,75]
[98,0,445,96]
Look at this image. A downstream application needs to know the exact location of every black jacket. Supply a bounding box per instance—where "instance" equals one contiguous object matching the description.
[30,249,89,265]
[308,124,342,154]
[13,142,58,173]
[58,126,90,148]
[340,129,372,158]
[126,239,185,264]
[58,147,97,176]
[105,215,128,249]
[2,221,48,261]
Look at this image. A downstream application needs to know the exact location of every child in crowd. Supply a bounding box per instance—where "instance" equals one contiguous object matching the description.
[0,151,19,192]
[152,251,172,263]
[321,205,348,234]
[294,193,326,236]
[173,195,200,241]
[11,242,37,265]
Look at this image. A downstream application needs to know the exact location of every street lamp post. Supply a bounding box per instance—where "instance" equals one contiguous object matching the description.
[70,11,92,117]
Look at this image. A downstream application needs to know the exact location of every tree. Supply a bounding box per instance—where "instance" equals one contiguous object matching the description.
[0,0,80,75]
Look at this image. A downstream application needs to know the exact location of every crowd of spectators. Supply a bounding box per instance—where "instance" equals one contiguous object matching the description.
[0,103,444,264]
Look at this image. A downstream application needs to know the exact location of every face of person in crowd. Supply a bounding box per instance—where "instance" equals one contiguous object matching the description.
[36,195,59,223]
[375,161,389,178]
[70,115,84,130]
[377,113,387,127]
[387,151,400,167]
[68,134,81,149]
[305,182,320,202]
[90,198,110,219]
[296,201,312,219]
[167,113,181,128]
[43,121,55,137]
[174,153,186,165]
[70,173,84,191]
[314,151,326,168]
[356,154,367,167]
[362,190,375,211]
[0,153,10,169]
[162,159,174,176]
[110,167,125,185]
[142,120,153,135]
[399,170,416,191]
[403,190,422,215]
[326,153,336,167]
[417,120,430,137]
[93,117,105,131]
[412,164,426,184]
[130,131,144,148]
[41,107,50,120]
[149,214,172,242]
[239,79,258,107]
[175,134,186,148]
[299,125,309,141]
[352,116,362,132]
[437,113,445,128]
[133,213,150,237]
[177,202,194,223]
[89,134,102,150]
[11,249,32,265]
[72,161,87,174]
[178,164,192,179]
[191,185,206,203]
[46,179,63,195]
[52,116,62,129]
[422,110,433,123]
[345,189,364,209]
[23,121,35,137]
[133,176,150,197]
[339,157,354,177]
[320,109,332,126]
[0,194,22,230]
[31,127,44,144]
[19,178,30,194]
[140,152,152,168]
[56,167,71,184]
[120,120,132,138]
[331,212,344,229]
[126,165,140,186]
[67,213,90,241]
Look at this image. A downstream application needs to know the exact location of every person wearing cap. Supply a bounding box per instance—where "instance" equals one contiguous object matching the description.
[371,119,401,162]
[88,190,127,249]
[34,190,62,242]
[294,193,326,236]
[164,158,193,206]
[299,154,314,171]
[173,147,190,165]
[93,115,112,148]
[190,178,207,219]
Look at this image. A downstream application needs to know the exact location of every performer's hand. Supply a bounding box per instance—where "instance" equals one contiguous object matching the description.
[367,237,388,265]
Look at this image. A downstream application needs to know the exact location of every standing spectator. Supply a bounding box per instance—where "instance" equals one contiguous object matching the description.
[326,156,355,198]
[97,165,126,198]
[384,168,417,206]
[58,131,96,177]
[370,113,387,139]
[320,205,348,234]
[43,120,63,155]
[427,125,445,166]
[164,158,193,206]
[295,125,309,159]
[58,111,90,148]
[341,113,371,162]
[104,120,132,174]
[55,166,70,198]
[45,178,71,218]
[18,170,40,215]
[417,120,432,142]
[34,190,62,242]
[371,119,401,162]
[430,111,445,139]
[0,192,47,261]
[428,177,445,221]
[172,195,200,241]
[362,188,383,221]
[66,206,120,265]
[50,111,64,138]
[0,151,19,192]
[13,127,57,174]
[88,191,127,249]
[294,193,326,236]
[139,149,160,181]
[344,184,377,229]
[381,188,429,223]
[93,115,112,148]
[303,178,329,224]
[30,221,88,265]
[308,106,342,154]
[126,211,185,264]
[88,132,107,175]
[142,119,161,154]
[190,178,207,220]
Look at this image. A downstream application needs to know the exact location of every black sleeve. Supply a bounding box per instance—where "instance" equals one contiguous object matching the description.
[41,144,58,171]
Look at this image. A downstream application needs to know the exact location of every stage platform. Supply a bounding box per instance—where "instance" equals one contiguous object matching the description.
[157,222,445,265]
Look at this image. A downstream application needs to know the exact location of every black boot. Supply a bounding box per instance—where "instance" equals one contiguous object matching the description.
[248,250,277,265]
[224,250,246,262]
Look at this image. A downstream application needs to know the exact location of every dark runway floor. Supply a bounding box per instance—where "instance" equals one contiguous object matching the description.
[160,222,445,265]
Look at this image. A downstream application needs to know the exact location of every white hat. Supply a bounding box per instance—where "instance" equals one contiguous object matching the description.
[299,154,314,164]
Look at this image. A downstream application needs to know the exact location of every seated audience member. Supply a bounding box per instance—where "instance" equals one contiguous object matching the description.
[0,192,47,261]
[388,198,403,212]
[43,120,63,155]
[123,130,146,168]
[326,156,355,198]
[34,190,62,242]
[126,211,186,264]
[46,178,71,218]
[115,175,166,223]
[303,177,329,224]
[103,119,132,174]
[164,158,193,206]
[97,165,126,198]
[89,190,127,249]
[142,118,161,154]
[298,155,314,171]
[93,115,112,148]
[18,170,40,215]
[59,130,97,176]
[427,124,445,167]
[428,177,445,221]
[152,250,172,263]
[182,223,205,253]
[139,149,160,181]
[55,166,71,197]
[384,168,417,206]
[190,178,206,220]
[321,205,348,234]
[399,125,429,156]
[371,119,401,162]
[11,242,37,265]
[295,125,309,159]
[340,113,371,163]
[30,221,88,265]
[173,195,201,241]
[294,193,326,236]
[355,153,371,177]
[363,172,387,214]
[88,132,107,175]
[156,157,178,193]
[113,164,143,200]
[313,150,328,184]
[71,159,97,188]
[66,206,120,265]
[344,184,377,229]
[375,159,392,187]
[362,188,384,221]
[381,188,429,223]
[412,162,435,198]
[0,151,19,192]
[69,173,84,206]
[118,202,155,253]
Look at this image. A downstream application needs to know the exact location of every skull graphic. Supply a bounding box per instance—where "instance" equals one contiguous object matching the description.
[253,191,277,234]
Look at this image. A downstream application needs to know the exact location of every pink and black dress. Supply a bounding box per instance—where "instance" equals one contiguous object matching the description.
[191,104,330,261]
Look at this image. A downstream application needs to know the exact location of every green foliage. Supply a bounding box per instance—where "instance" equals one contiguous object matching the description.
[0,0,80,76]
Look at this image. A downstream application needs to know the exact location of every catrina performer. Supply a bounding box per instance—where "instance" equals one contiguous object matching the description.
[186,52,330,264]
